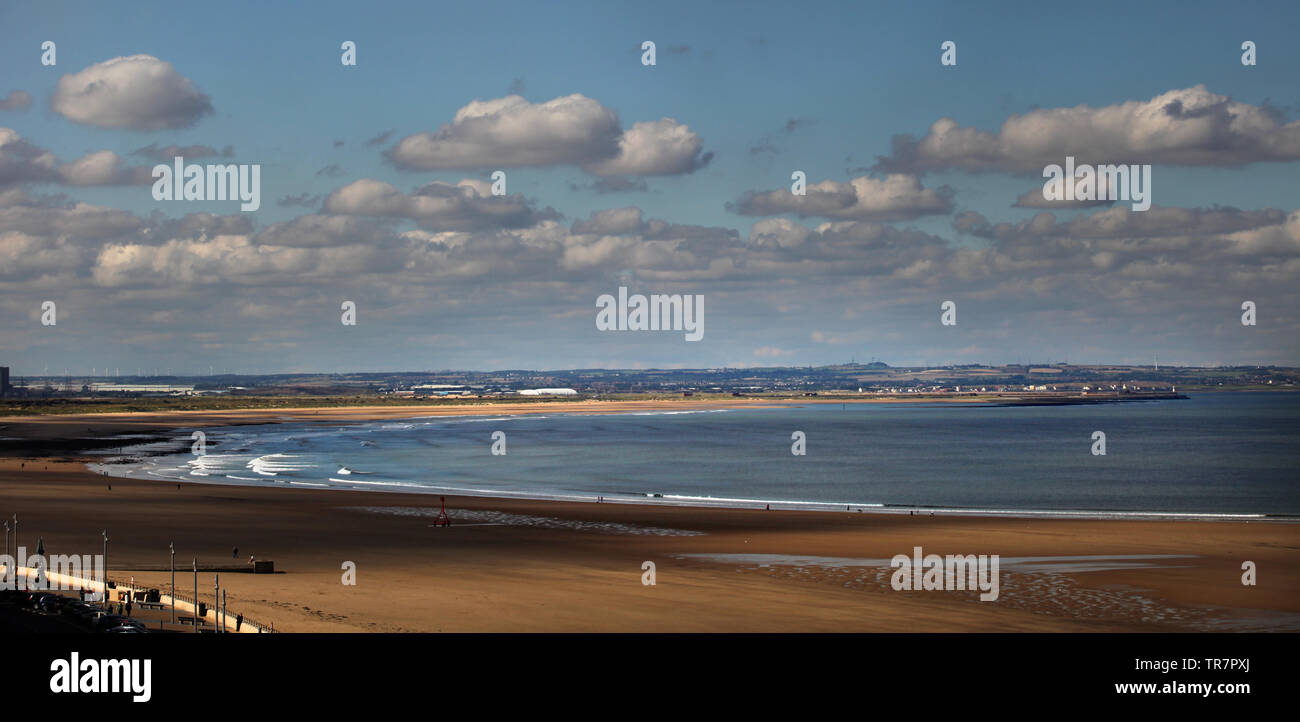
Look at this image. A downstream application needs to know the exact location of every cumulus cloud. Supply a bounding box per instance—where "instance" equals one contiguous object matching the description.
[0,128,58,186]
[875,85,1300,173]
[323,178,560,231]
[5,145,1294,317]
[729,174,953,221]
[2,167,1296,367]
[0,194,144,281]
[955,205,1285,244]
[255,213,388,248]
[1,128,149,187]
[0,195,143,241]
[571,207,646,235]
[57,150,152,186]
[0,229,85,280]
[747,218,811,248]
[389,94,619,169]
[1013,184,1114,209]
[569,207,739,252]
[0,91,32,112]
[582,118,712,176]
[387,94,710,176]
[52,55,213,130]
[1223,210,1300,256]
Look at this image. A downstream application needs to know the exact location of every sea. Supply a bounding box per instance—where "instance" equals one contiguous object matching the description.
[90,392,1300,519]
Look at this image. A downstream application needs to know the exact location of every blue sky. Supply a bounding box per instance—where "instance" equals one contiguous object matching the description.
[1,0,1298,374]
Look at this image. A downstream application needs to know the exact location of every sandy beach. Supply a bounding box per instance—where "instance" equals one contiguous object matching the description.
[1,401,1297,633]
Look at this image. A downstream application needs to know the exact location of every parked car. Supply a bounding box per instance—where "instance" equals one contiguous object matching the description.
[92,614,143,632]
[36,594,72,613]
[60,600,91,617]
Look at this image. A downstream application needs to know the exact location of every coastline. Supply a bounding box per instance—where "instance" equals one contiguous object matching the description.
[2,399,1298,632]
[62,397,1297,522]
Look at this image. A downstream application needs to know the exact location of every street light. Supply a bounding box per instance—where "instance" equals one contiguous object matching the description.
[169,542,175,624]
[192,558,197,634]
[102,530,109,603]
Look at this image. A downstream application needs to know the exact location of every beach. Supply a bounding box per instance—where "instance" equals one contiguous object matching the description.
[1,401,1297,632]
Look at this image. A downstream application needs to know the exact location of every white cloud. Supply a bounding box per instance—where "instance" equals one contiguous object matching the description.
[58,150,151,186]
[322,178,558,231]
[52,55,213,130]
[730,174,953,221]
[388,94,710,176]
[582,118,712,176]
[0,90,32,112]
[0,127,58,186]
[571,207,645,235]
[876,85,1300,172]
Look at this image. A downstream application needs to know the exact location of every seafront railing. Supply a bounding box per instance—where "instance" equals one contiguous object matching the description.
[157,584,278,633]
[2,564,278,633]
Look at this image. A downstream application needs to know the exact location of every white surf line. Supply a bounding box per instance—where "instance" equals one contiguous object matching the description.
[427,522,506,527]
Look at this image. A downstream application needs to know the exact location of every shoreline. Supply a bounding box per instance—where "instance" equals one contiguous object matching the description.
[56,398,1297,522]
[3,457,1297,632]
[81,457,1300,522]
[2,400,1297,632]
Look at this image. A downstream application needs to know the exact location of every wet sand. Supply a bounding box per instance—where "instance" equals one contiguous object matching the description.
[0,403,1296,632]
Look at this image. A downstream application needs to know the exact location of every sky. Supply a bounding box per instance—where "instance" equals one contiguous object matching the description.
[1,0,1298,375]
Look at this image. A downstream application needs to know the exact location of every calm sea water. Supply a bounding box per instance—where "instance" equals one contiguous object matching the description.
[96,392,1300,517]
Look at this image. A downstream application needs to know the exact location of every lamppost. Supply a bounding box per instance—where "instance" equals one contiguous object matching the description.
[192,559,197,634]
[2,520,7,587]
[169,542,175,624]
[102,530,109,603]
[213,575,219,634]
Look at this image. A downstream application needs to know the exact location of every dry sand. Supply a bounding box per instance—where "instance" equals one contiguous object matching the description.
[1,401,1296,632]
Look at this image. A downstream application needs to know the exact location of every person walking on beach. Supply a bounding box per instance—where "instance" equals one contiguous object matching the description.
[236,614,243,632]
[233,546,238,559]
[248,553,255,567]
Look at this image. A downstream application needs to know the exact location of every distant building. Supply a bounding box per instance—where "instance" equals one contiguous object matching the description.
[0,366,9,396]
[517,388,578,396]
[87,383,196,394]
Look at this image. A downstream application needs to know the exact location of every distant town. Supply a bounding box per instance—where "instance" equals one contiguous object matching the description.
[0,362,1294,409]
